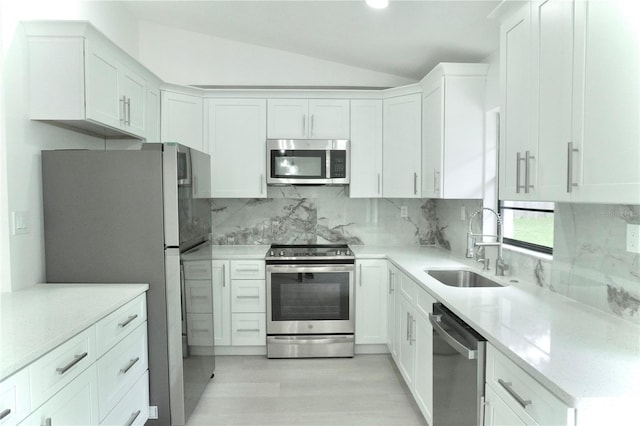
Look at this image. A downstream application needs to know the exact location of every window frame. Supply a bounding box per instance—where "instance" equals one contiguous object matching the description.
[499,201,554,255]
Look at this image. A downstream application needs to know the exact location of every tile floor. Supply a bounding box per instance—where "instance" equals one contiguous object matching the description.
[187,354,427,425]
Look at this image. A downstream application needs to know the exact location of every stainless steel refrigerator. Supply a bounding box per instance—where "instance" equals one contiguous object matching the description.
[42,143,214,426]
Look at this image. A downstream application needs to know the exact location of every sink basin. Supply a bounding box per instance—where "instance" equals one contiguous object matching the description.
[426,269,504,288]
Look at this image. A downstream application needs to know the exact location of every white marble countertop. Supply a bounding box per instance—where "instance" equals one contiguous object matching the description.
[351,245,640,410]
[182,243,270,261]
[0,283,148,381]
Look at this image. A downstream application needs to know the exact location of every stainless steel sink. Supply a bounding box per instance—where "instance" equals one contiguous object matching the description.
[426,269,504,288]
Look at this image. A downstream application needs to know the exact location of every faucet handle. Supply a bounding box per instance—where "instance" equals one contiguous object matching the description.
[478,257,490,271]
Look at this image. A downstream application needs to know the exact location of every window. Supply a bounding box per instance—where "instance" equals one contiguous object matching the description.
[500,201,554,255]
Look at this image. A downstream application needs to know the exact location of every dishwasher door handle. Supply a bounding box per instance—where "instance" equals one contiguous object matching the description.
[429,313,478,360]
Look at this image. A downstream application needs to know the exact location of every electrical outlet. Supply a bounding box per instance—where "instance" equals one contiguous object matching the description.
[148,406,158,419]
[460,206,467,221]
[400,206,409,218]
[627,223,640,253]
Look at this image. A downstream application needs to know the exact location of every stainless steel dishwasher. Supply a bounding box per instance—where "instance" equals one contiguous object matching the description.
[429,303,486,426]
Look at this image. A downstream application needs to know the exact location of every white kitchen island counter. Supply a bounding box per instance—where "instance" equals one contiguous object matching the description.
[351,245,640,417]
[0,283,148,380]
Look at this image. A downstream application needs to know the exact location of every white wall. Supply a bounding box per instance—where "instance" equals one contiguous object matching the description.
[137,20,417,88]
[0,0,140,292]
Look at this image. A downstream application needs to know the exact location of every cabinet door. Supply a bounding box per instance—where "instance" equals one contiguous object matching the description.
[212,260,231,346]
[386,264,398,356]
[532,0,575,202]
[350,99,383,198]
[208,99,267,198]
[21,367,99,426]
[499,4,534,200]
[161,91,204,151]
[308,99,350,139]
[413,296,435,426]
[397,296,416,388]
[231,313,266,346]
[383,93,422,198]
[421,83,444,198]
[231,280,266,313]
[573,0,640,204]
[267,99,308,139]
[355,260,388,345]
[85,38,121,130]
[146,87,161,142]
[120,66,146,138]
[484,385,530,426]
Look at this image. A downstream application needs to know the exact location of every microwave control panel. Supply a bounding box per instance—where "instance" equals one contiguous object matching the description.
[330,151,347,178]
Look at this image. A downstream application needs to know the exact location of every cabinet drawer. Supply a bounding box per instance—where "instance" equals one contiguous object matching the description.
[187,314,214,346]
[231,313,266,346]
[0,368,30,426]
[29,326,96,409]
[21,365,99,426]
[486,344,574,426]
[185,280,213,313]
[399,274,418,303]
[230,260,265,280]
[96,323,148,421]
[416,287,435,318]
[95,294,147,357]
[184,260,211,280]
[100,370,149,426]
[231,280,266,313]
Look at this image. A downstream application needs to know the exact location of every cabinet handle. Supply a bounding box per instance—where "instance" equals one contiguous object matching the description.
[410,315,416,345]
[302,114,306,136]
[498,379,532,409]
[260,174,264,195]
[192,328,210,332]
[567,142,579,193]
[388,270,394,294]
[359,264,363,286]
[120,357,140,375]
[413,172,418,195]
[56,352,88,375]
[524,150,535,193]
[406,312,411,341]
[120,96,126,123]
[310,114,315,137]
[118,314,138,328]
[0,409,11,420]
[237,328,260,332]
[45,417,52,426]
[125,97,131,125]
[516,152,524,193]
[377,173,381,195]
[236,295,260,299]
[222,263,226,287]
[125,410,141,426]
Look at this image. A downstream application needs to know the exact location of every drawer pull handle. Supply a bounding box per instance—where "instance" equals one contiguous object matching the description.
[498,379,532,409]
[56,352,88,375]
[118,314,139,328]
[237,328,260,332]
[235,267,259,272]
[125,410,141,426]
[0,409,11,420]
[45,417,52,426]
[236,295,260,299]
[120,357,140,375]
[192,328,210,332]
[191,295,209,299]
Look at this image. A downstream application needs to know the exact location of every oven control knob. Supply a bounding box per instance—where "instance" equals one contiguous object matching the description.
[345,249,351,256]
[269,250,275,257]
[279,250,285,257]
[335,250,342,256]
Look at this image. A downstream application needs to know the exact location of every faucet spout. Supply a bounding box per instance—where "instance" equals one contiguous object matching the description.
[466,207,508,275]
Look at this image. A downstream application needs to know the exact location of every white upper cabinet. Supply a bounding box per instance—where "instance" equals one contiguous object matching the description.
[146,84,161,142]
[161,89,204,152]
[26,22,150,140]
[349,99,383,198]
[207,98,267,198]
[500,0,640,204]
[383,93,422,198]
[420,63,488,199]
[267,99,349,139]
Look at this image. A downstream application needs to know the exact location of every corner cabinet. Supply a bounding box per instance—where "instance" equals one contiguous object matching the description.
[25,22,152,140]
[382,93,422,198]
[206,99,267,198]
[420,63,488,199]
[161,89,204,152]
[349,100,383,198]
[355,259,388,344]
[267,99,350,139]
[500,0,640,204]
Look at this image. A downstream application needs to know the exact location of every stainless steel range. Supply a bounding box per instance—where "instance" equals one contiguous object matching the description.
[266,244,355,358]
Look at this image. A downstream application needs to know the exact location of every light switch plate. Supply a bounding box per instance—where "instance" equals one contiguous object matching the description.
[12,211,30,235]
[148,406,158,419]
[400,206,408,218]
[627,223,640,253]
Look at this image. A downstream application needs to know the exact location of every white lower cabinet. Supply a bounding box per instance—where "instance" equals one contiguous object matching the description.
[213,260,232,347]
[4,293,149,426]
[231,314,266,346]
[355,259,388,345]
[485,343,575,426]
[386,264,399,357]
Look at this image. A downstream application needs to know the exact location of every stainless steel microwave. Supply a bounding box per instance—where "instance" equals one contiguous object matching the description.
[266,139,350,185]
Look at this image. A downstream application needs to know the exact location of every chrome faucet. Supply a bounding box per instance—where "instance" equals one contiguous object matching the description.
[466,207,509,276]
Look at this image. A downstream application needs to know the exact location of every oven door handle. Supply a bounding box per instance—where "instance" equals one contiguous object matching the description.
[269,336,353,345]
[266,264,355,273]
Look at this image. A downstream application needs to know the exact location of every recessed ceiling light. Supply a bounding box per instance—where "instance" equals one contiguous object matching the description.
[366,0,389,9]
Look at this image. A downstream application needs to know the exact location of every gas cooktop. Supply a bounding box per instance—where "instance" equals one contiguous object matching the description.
[266,244,354,261]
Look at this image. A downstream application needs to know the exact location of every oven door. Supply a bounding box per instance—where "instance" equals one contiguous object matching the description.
[266,264,355,335]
